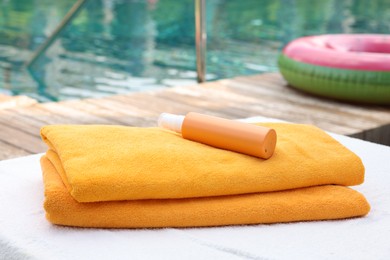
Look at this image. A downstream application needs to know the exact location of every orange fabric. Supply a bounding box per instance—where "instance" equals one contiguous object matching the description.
[41,156,369,228]
[39,123,370,228]
[40,123,364,203]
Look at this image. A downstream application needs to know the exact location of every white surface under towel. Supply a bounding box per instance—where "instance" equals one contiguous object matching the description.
[1,119,390,260]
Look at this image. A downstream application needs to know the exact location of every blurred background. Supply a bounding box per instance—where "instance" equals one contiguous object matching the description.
[1,0,389,101]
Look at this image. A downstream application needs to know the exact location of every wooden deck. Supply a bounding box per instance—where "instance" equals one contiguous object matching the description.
[1,72,389,160]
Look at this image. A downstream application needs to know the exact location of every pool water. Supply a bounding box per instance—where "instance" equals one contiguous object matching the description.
[1,0,390,101]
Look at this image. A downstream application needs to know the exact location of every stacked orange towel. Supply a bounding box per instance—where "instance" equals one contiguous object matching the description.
[40,123,370,228]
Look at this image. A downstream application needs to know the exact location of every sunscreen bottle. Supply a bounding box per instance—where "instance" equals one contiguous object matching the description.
[158,112,277,159]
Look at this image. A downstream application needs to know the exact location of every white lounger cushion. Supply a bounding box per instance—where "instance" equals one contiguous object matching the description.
[0,117,389,259]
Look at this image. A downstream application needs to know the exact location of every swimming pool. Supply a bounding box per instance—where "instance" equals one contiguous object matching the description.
[1,0,389,101]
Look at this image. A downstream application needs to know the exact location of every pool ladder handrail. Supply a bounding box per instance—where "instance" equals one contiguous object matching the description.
[24,0,88,68]
[195,0,206,83]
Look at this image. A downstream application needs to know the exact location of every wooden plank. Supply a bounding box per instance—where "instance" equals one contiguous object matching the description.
[112,87,249,119]
[109,91,206,115]
[60,99,129,124]
[6,110,48,128]
[0,95,37,110]
[221,75,390,133]
[0,140,30,160]
[83,97,157,126]
[10,103,113,126]
[37,102,117,125]
[157,86,245,116]
[0,115,41,136]
[174,81,361,134]
[0,123,46,154]
[7,105,79,125]
[0,105,52,136]
[236,74,390,122]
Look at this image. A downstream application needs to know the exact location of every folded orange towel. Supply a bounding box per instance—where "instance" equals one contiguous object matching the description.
[41,156,369,228]
[40,123,364,203]
[40,123,370,228]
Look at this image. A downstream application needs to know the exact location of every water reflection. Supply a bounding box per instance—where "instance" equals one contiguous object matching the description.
[0,0,390,101]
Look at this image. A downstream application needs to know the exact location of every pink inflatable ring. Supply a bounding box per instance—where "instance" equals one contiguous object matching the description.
[278,34,390,104]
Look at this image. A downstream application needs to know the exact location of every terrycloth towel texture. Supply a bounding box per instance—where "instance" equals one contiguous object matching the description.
[40,123,370,228]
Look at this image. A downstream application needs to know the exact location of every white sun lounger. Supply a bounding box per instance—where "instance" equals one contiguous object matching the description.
[1,117,389,259]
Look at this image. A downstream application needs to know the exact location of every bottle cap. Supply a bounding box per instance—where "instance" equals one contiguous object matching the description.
[157,113,185,133]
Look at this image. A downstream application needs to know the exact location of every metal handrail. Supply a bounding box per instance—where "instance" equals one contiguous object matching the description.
[25,0,88,68]
[195,0,206,83]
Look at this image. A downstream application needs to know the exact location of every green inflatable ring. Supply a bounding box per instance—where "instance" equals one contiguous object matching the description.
[278,35,390,105]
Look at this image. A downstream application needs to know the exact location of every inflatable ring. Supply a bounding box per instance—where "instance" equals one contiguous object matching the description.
[278,34,390,104]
